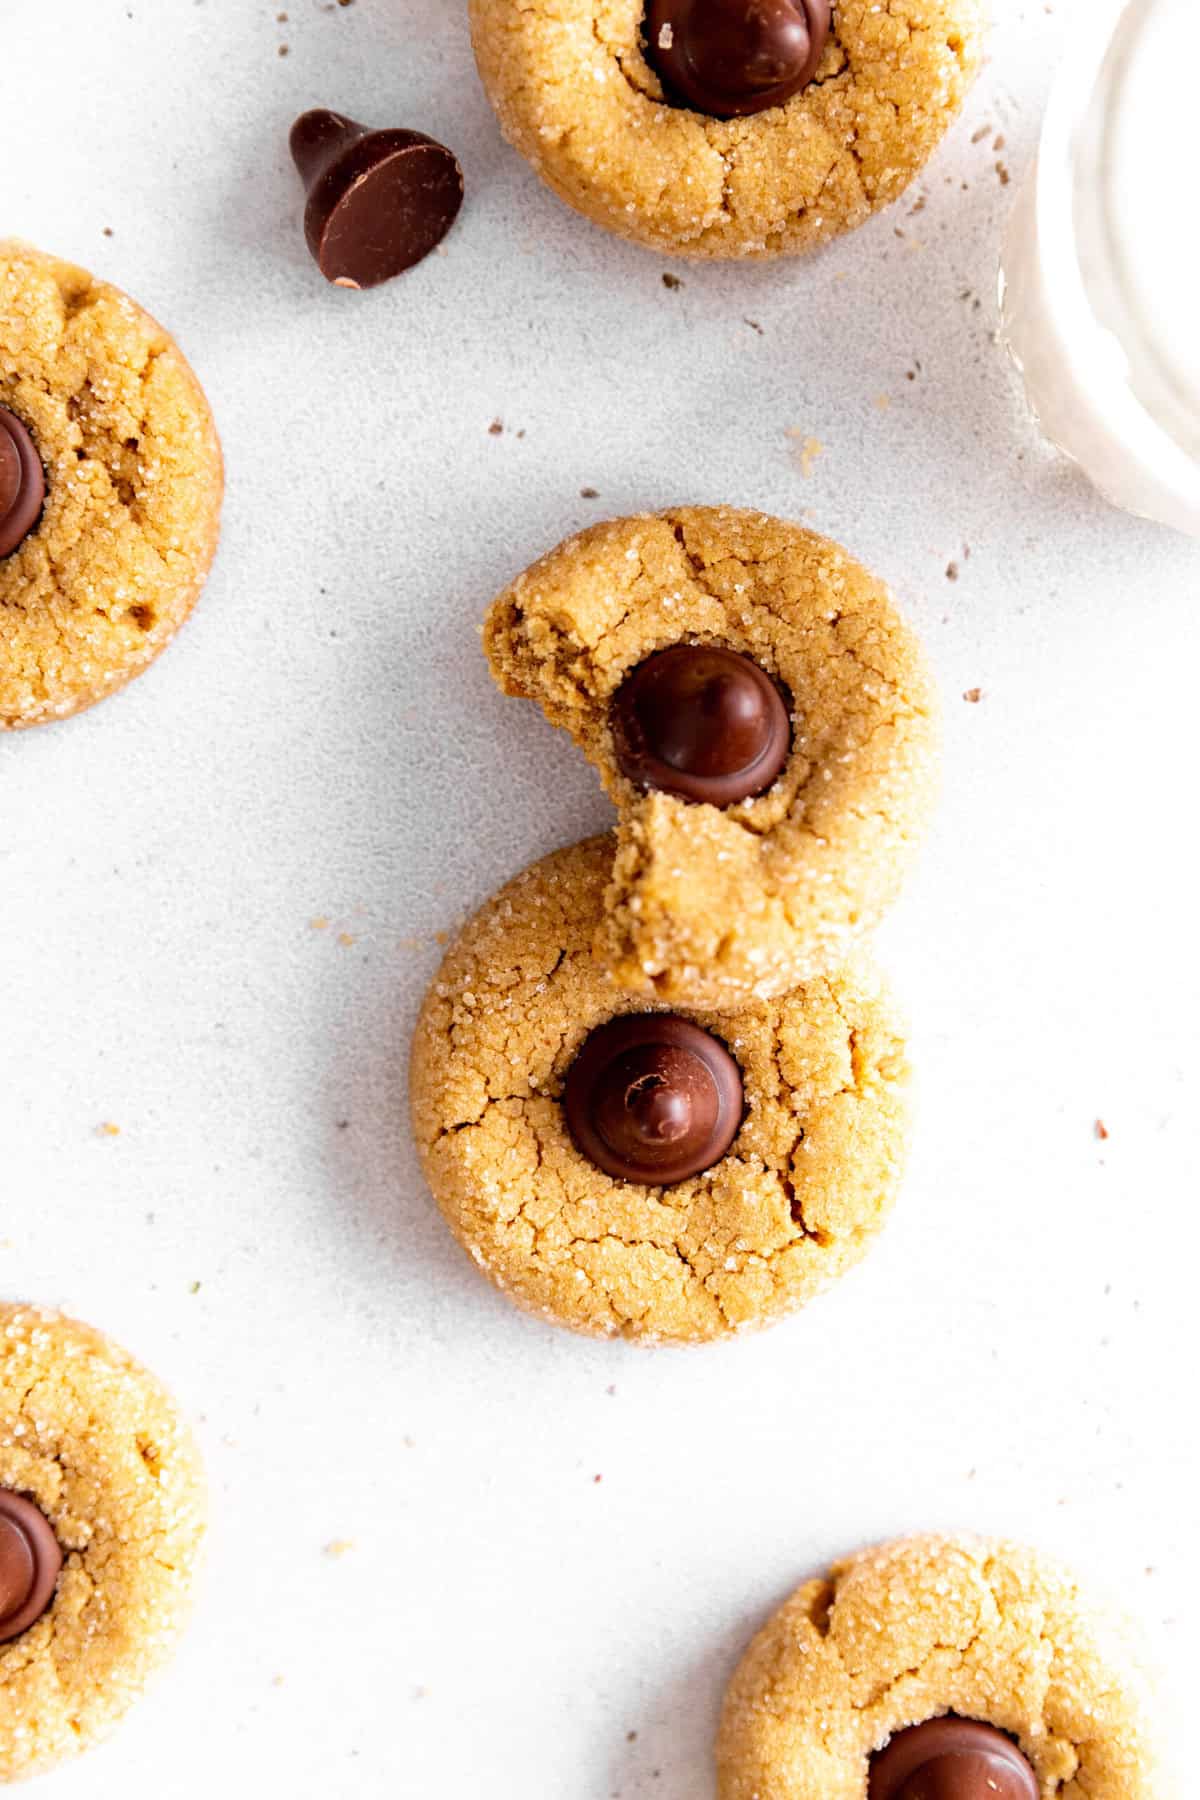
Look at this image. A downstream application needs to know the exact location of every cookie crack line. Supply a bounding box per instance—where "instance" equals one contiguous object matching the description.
[590,10,657,106]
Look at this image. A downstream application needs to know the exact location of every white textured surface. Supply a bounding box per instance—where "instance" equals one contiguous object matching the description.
[2,2,1196,1794]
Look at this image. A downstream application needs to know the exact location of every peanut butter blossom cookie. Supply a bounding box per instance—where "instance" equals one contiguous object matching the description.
[0,1304,206,1781]
[718,1534,1163,1799]
[0,241,223,729]
[469,0,986,257]
[410,836,911,1344]
[484,508,938,1010]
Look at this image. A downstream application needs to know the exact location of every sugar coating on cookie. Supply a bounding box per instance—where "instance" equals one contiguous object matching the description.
[484,508,939,1010]
[0,1305,206,1781]
[717,1533,1164,1799]
[0,241,223,729]
[410,836,911,1344]
[469,0,987,258]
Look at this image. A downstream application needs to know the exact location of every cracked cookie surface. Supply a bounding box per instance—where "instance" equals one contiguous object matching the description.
[469,0,986,257]
[410,836,911,1344]
[717,1533,1164,1799]
[485,508,939,1010]
[0,1304,206,1781]
[0,241,223,729]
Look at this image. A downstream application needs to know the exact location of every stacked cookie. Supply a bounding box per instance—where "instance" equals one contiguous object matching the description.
[0,10,1175,1790]
[411,504,939,1344]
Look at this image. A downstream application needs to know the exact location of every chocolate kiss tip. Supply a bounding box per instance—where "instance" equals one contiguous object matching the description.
[289,108,366,189]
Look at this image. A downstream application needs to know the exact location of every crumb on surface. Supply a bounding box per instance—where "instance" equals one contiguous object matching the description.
[963,687,983,703]
[785,431,824,478]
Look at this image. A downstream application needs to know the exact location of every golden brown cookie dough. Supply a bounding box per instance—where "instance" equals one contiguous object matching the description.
[469,0,987,258]
[717,1533,1164,1799]
[0,241,223,730]
[0,1304,206,1782]
[484,508,939,1010]
[410,836,911,1344]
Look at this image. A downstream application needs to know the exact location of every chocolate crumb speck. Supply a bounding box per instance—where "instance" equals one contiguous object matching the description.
[662,272,683,290]
[743,317,763,334]
[580,487,599,498]
[963,687,983,704]
[946,562,959,581]
[627,1731,638,1742]
[278,43,289,56]
[488,419,503,436]
[102,227,114,238]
